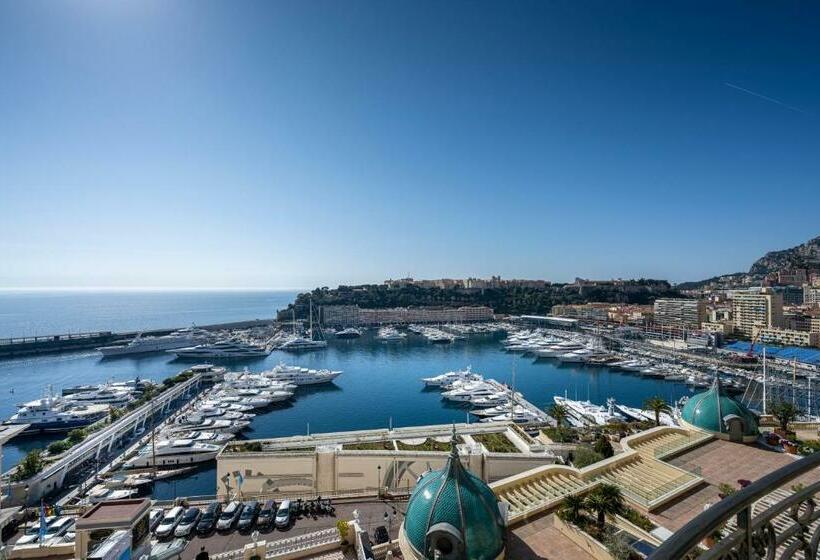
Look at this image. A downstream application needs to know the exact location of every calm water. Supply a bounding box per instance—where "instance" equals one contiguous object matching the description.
[0,289,298,338]
[0,290,697,500]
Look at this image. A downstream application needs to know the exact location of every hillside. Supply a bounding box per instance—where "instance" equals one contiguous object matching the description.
[678,235,820,290]
[749,236,820,275]
[278,280,682,319]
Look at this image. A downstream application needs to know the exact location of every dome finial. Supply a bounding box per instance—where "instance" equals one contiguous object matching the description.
[449,424,459,460]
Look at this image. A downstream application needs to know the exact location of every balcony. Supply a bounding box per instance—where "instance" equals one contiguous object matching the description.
[648,451,820,559]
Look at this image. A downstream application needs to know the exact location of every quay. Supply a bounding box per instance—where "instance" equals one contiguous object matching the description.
[0,318,277,358]
[3,373,206,506]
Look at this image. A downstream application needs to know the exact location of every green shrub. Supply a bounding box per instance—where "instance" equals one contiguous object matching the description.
[593,435,614,458]
[572,446,604,468]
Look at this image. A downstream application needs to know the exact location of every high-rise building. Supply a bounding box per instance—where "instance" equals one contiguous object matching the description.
[653,298,706,328]
[804,285,820,307]
[732,288,784,337]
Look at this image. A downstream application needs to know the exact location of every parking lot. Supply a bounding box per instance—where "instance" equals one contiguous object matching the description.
[175,497,406,559]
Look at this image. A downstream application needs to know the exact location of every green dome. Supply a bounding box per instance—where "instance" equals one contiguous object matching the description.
[681,377,759,436]
[403,431,505,560]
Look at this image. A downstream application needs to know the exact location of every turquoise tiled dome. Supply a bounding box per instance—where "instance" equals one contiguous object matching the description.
[403,431,505,560]
[681,377,758,436]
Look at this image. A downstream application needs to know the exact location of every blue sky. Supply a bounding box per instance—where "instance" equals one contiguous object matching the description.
[1,1,818,289]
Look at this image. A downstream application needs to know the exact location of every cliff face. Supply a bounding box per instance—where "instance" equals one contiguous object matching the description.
[749,236,820,275]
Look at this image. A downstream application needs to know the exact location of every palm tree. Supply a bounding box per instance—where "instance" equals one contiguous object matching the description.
[548,403,569,428]
[559,493,586,523]
[770,400,801,434]
[643,396,671,426]
[585,484,624,529]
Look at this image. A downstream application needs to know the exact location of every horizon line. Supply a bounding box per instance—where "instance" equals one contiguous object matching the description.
[0,286,309,292]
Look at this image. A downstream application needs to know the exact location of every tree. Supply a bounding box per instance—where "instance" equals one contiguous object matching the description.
[770,400,801,434]
[67,428,86,444]
[548,403,569,428]
[585,484,624,529]
[572,446,604,468]
[593,435,614,458]
[559,493,586,524]
[643,396,672,427]
[13,449,45,481]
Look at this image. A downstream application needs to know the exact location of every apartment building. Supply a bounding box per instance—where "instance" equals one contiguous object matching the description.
[732,289,784,337]
[805,285,820,306]
[653,298,707,329]
[753,327,820,348]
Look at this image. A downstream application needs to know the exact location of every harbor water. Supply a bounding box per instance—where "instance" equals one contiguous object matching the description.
[0,290,696,500]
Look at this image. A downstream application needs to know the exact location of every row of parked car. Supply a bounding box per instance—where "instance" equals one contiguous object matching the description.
[150,499,293,539]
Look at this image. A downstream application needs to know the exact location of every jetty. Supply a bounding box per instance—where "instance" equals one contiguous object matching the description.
[3,373,205,506]
[0,318,277,358]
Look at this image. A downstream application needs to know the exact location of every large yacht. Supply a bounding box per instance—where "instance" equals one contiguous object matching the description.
[97,328,210,357]
[171,340,270,360]
[65,386,134,407]
[442,382,499,402]
[124,439,224,468]
[4,389,108,434]
[261,363,342,385]
[376,327,406,341]
[277,336,328,352]
[168,417,249,435]
[422,367,482,387]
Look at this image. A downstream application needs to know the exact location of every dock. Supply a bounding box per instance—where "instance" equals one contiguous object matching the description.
[484,379,550,423]
[0,318,278,358]
[4,373,205,506]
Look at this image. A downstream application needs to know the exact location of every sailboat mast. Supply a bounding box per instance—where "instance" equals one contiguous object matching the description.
[762,348,767,415]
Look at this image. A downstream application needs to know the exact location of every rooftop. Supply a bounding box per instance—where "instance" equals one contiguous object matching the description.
[76,498,151,530]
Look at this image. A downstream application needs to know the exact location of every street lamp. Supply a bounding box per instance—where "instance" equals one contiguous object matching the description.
[377,465,382,498]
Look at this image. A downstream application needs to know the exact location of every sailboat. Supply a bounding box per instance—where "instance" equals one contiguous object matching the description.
[279,299,328,351]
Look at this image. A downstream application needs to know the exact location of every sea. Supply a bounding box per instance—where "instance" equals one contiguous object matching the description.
[0,290,695,500]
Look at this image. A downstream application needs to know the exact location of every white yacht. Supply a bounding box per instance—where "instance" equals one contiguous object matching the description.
[124,439,223,468]
[442,382,499,402]
[553,396,625,426]
[171,340,270,359]
[168,417,248,435]
[335,327,362,339]
[277,336,328,351]
[422,367,482,387]
[482,409,540,424]
[4,389,108,434]
[161,430,234,445]
[97,328,210,357]
[469,392,511,408]
[376,327,406,341]
[65,387,134,407]
[261,363,342,385]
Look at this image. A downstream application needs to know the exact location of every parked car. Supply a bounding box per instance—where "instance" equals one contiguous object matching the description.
[174,507,202,537]
[148,508,164,532]
[216,501,243,531]
[196,502,222,535]
[257,500,276,530]
[17,516,72,545]
[275,500,291,529]
[155,506,184,538]
[237,501,260,532]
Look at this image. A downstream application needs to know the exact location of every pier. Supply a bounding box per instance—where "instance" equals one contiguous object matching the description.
[0,318,277,358]
[4,373,205,506]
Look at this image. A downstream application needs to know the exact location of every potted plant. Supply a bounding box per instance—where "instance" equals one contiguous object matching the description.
[783,440,799,454]
[337,519,351,546]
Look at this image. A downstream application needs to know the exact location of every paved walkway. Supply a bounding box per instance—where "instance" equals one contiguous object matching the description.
[509,513,596,560]
[651,440,817,531]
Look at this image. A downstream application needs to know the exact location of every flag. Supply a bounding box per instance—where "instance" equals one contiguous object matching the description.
[234,471,244,489]
[38,500,47,544]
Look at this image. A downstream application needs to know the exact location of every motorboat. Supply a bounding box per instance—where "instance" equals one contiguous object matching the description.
[553,396,625,426]
[422,367,482,387]
[171,340,271,359]
[469,392,511,408]
[168,417,249,435]
[161,430,235,445]
[277,336,328,352]
[376,327,406,341]
[65,386,134,407]
[124,439,223,468]
[261,363,342,385]
[335,327,362,339]
[4,388,108,434]
[481,409,540,424]
[97,328,210,357]
[442,382,499,402]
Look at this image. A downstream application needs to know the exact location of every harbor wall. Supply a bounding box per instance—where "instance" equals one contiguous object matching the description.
[0,318,277,358]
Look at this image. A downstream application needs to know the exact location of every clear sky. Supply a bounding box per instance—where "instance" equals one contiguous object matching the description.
[1,1,818,289]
